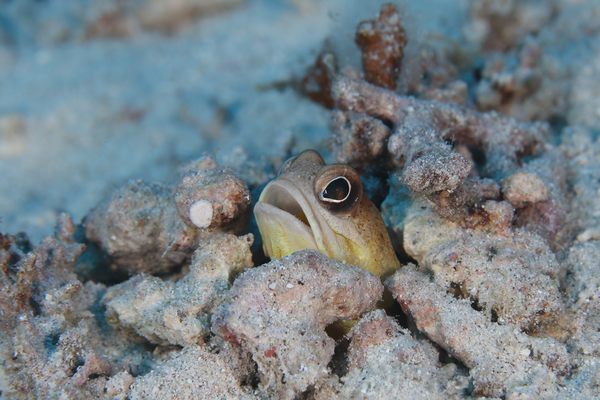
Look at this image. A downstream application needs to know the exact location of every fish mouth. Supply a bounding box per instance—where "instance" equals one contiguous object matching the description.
[254,179,329,259]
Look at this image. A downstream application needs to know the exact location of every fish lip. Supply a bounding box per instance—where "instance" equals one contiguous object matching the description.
[255,178,329,251]
[254,202,318,257]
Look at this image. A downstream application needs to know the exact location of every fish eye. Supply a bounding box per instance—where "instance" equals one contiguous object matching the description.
[320,176,351,203]
[315,165,362,213]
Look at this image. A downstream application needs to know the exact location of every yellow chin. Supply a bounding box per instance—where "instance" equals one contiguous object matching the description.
[255,201,388,277]
[254,202,318,259]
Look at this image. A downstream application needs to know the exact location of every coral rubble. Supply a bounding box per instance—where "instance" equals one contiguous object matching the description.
[325,310,468,400]
[103,233,253,346]
[331,110,391,168]
[332,75,549,182]
[465,0,557,52]
[84,157,250,275]
[174,156,251,231]
[212,250,383,399]
[128,346,256,400]
[387,265,568,398]
[0,215,154,399]
[84,180,197,275]
[401,202,564,332]
[3,1,600,399]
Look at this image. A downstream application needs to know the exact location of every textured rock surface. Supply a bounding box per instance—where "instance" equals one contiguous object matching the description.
[401,202,564,332]
[129,346,256,400]
[0,215,156,399]
[387,265,568,398]
[85,157,250,275]
[212,250,383,399]
[103,233,253,346]
[84,180,197,274]
[564,127,600,243]
[559,127,600,399]
[326,310,467,400]
[174,156,250,230]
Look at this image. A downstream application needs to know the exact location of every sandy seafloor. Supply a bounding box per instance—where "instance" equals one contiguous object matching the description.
[2,0,600,399]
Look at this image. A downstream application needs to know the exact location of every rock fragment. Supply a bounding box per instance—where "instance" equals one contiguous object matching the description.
[129,346,256,400]
[510,151,569,248]
[399,149,472,195]
[85,180,195,275]
[402,203,563,332]
[211,250,383,399]
[85,156,250,275]
[419,177,504,231]
[386,265,568,398]
[0,215,155,399]
[103,233,253,346]
[328,310,467,400]
[105,371,134,400]
[331,110,391,168]
[174,156,251,230]
[503,171,549,207]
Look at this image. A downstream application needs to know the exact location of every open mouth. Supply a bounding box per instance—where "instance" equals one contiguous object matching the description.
[258,182,310,226]
[254,180,320,259]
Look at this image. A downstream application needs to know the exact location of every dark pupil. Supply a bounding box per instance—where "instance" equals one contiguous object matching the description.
[323,177,350,201]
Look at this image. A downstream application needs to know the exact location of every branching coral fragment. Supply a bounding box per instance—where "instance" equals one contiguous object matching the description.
[355,3,406,90]
[333,75,549,181]
[466,0,557,52]
[299,46,338,109]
